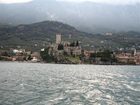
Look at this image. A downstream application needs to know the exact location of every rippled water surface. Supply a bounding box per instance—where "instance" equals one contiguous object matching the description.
[0,62,140,105]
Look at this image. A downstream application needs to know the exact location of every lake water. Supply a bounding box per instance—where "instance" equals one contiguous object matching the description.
[0,62,140,105]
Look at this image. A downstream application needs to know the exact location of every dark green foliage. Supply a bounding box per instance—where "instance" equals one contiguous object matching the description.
[70,42,75,47]
[90,50,117,62]
[76,40,79,46]
[27,55,32,60]
[0,56,3,60]
[40,48,54,63]
[58,44,64,50]
[69,41,79,47]
[0,56,7,61]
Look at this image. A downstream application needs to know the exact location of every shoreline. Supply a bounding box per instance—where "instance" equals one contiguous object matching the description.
[0,61,139,66]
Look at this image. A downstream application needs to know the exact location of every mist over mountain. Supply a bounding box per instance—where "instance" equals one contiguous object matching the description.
[0,0,140,33]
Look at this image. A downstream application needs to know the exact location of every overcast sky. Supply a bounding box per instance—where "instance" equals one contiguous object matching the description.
[0,0,32,4]
[0,0,140,5]
[57,0,140,5]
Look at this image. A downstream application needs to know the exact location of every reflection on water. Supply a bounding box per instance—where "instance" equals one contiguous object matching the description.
[0,62,140,105]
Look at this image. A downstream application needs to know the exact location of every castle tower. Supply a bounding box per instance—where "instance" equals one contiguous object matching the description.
[56,34,62,44]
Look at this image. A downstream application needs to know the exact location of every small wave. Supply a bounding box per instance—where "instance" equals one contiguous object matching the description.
[85,89,102,99]
[83,79,100,84]
[123,84,140,92]
[106,95,112,99]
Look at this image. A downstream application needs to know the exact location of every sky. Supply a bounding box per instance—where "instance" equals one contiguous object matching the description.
[0,0,32,4]
[57,0,140,5]
[0,0,140,5]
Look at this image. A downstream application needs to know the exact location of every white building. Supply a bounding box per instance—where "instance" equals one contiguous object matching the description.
[105,32,113,36]
[13,49,25,54]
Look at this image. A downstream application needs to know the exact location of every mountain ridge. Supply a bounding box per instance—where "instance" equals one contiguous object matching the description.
[0,0,140,33]
[0,21,91,50]
[0,21,140,50]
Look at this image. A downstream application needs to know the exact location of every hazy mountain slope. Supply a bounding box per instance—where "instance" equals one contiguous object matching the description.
[0,21,92,49]
[0,21,140,51]
[0,0,140,33]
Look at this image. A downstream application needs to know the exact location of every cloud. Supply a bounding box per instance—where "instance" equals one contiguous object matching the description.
[57,0,140,5]
[0,0,32,4]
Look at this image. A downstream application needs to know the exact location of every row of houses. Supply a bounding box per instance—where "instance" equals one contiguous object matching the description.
[0,49,41,62]
[115,50,140,65]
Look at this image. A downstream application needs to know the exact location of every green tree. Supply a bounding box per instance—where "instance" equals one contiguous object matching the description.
[90,50,117,63]
[76,40,79,46]
[40,47,54,62]
[58,44,64,50]
[70,42,75,47]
